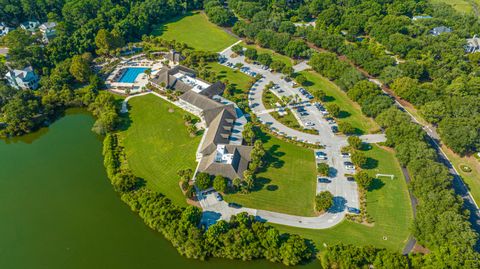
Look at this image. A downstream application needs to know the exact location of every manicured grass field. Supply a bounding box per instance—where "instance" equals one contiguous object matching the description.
[242,42,294,68]
[273,145,413,251]
[225,131,317,216]
[119,94,201,205]
[442,145,480,206]
[206,62,253,100]
[152,12,238,52]
[301,71,379,135]
[431,0,475,14]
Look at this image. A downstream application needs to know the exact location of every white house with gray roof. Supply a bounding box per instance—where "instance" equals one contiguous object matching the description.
[0,22,13,37]
[20,21,40,33]
[466,35,480,53]
[5,66,39,90]
[39,22,57,43]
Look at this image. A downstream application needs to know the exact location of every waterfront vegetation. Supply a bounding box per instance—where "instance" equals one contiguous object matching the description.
[151,12,238,52]
[225,130,317,217]
[104,121,314,266]
[118,94,200,205]
[274,145,412,251]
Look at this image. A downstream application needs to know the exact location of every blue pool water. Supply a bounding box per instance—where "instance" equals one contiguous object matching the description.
[117,67,148,83]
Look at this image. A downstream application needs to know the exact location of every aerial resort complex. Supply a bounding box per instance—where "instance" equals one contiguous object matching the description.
[1,0,480,268]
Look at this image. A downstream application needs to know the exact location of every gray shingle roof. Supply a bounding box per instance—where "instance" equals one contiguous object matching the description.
[198,145,252,179]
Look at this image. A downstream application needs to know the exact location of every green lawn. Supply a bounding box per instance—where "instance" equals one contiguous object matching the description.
[273,145,413,252]
[243,42,294,68]
[262,89,282,110]
[152,12,238,52]
[301,71,379,135]
[431,0,475,14]
[206,62,253,101]
[225,131,317,216]
[118,94,201,205]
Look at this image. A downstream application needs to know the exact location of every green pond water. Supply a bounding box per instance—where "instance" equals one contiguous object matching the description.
[0,110,319,269]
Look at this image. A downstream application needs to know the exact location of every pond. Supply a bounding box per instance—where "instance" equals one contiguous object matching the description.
[0,109,318,269]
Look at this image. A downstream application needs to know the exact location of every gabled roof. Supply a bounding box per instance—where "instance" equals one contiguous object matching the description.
[200,81,225,98]
[39,22,56,31]
[165,50,185,63]
[199,108,237,155]
[180,90,224,112]
[198,144,252,179]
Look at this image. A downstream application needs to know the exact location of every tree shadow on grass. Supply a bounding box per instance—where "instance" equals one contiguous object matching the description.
[337,110,351,119]
[264,144,285,169]
[251,177,272,192]
[363,157,379,169]
[323,96,335,102]
[368,178,385,192]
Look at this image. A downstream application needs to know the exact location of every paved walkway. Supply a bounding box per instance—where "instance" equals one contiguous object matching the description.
[199,191,346,229]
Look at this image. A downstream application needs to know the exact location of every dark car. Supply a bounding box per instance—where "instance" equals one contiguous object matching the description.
[228,202,242,208]
[347,207,360,214]
[347,176,355,182]
[317,177,331,183]
[331,125,338,133]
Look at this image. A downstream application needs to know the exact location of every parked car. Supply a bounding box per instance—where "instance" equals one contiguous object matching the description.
[305,121,315,127]
[215,192,223,201]
[318,177,331,183]
[326,117,336,124]
[228,202,242,208]
[331,125,339,133]
[341,152,351,158]
[300,112,309,116]
[347,207,360,214]
[346,176,355,182]
[344,161,355,170]
[315,151,327,159]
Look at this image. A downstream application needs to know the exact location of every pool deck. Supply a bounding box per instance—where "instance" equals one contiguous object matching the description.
[106,56,164,94]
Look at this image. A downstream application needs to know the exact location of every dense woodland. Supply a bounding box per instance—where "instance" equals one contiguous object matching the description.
[206,0,480,157]
[201,0,480,267]
[1,0,480,267]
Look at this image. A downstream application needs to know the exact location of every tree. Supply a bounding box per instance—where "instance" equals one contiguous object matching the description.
[282,66,294,77]
[296,74,307,86]
[244,48,258,60]
[257,53,272,66]
[270,60,286,72]
[69,55,92,83]
[351,151,367,168]
[347,136,362,150]
[326,103,340,117]
[95,29,123,56]
[195,172,211,190]
[213,175,227,193]
[317,163,329,176]
[355,171,373,190]
[284,40,309,59]
[338,122,355,135]
[312,89,326,102]
[315,191,333,212]
[232,44,244,55]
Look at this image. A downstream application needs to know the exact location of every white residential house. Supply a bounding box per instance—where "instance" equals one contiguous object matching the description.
[20,20,40,33]
[39,22,57,43]
[0,22,14,37]
[5,66,40,90]
[466,35,480,53]
[430,26,452,36]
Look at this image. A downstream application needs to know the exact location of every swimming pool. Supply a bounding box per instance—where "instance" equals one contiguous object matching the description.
[117,67,148,83]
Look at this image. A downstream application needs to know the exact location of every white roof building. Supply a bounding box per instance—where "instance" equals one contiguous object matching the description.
[39,22,57,43]
[20,21,40,32]
[5,66,39,90]
[0,22,14,37]
[466,35,480,53]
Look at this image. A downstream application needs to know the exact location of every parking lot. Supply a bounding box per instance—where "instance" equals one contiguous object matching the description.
[219,47,361,213]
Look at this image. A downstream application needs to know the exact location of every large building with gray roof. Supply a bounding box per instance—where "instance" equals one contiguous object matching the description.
[150,65,251,180]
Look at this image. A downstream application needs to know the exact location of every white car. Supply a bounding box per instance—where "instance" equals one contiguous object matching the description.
[305,121,315,127]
